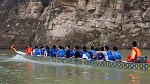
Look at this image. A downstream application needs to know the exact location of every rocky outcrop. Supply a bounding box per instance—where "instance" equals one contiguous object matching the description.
[0,0,150,49]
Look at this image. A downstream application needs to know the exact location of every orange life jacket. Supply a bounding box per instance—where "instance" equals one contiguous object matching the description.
[26,47,33,56]
[131,48,141,62]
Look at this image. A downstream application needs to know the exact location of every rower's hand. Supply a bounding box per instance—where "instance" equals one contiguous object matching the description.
[128,59,132,62]
[10,46,13,49]
[11,45,16,49]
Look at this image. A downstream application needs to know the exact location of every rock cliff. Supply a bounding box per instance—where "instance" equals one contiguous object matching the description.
[0,0,150,49]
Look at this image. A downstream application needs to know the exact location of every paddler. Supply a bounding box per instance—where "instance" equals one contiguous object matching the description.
[33,45,40,56]
[113,47,122,62]
[26,45,33,56]
[127,41,141,62]
[104,46,114,61]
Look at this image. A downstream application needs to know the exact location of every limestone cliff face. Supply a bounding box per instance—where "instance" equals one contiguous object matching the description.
[0,0,150,49]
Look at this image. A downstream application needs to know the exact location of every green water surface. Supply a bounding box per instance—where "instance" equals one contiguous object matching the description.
[0,50,150,84]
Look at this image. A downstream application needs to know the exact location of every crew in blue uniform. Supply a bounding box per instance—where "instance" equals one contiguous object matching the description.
[89,46,96,58]
[51,45,57,57]
[65,45,74,58]
[57,46,65,58]
[93,48,104,60]
[33,46,40,56]
[39,46,45,56]
[82,46,91,60]
[113,47,121,62]
[104,46,114,61]
[72,46,83,58]
[78,47,83,58]
[45,45,51,57]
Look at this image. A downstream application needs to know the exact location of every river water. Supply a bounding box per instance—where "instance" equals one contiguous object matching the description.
[0,50,150,84]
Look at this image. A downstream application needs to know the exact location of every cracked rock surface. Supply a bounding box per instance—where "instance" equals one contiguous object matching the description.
[0,0,150,49]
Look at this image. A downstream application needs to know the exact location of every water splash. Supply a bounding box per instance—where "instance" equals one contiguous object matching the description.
[0,51,91,68]
[11,54,26,60]
[0,54,93,69]
[1,54,34,63]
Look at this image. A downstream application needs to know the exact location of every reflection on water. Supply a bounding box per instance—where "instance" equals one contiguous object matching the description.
[129,73,139,84]
[26,62,33,73]
[0,50,150,84]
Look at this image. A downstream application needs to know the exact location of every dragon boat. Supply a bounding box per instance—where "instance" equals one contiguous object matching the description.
[25,56,150,71]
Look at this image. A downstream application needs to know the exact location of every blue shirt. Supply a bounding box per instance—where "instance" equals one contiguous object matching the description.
[106,50,114,60]
[51,49,57,57]
[58,49,65,57]
[39,48,45,55]
[33,48,40,55]
[113,51,121,59]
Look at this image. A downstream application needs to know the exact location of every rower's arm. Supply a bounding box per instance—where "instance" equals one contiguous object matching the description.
[30,52,33,55]
[93,51,98,58]
[11,48,17,53]
[131,50,136,59]
[44,51,47,56]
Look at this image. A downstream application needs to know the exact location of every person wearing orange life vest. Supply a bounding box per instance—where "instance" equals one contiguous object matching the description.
[127,41,141,62]
[26,45,33,56]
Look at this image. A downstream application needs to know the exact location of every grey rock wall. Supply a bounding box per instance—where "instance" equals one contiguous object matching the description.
[0,0,150,49]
